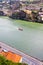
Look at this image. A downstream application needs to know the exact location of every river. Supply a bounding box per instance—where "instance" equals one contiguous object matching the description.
[0,16,43,61]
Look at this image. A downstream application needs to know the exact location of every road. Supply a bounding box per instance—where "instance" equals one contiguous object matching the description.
[0,42,42,65]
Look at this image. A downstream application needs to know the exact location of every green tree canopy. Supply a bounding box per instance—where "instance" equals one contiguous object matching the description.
[0,55,28,65]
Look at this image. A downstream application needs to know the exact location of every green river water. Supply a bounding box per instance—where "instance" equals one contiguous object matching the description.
[0,17,43,61]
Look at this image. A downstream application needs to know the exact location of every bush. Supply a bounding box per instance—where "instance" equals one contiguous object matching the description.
[9,12,19,19]
[0,55,28,65]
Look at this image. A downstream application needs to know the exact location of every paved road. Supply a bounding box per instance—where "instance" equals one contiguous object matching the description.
[0,42,42,65]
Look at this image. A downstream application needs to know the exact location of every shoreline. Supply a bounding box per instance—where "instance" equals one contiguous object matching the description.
[0,42,42,65]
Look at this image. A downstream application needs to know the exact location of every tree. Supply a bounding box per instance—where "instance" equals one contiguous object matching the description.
[0,55,28,65]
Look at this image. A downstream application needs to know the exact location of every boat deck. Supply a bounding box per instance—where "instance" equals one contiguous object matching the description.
[0,42,42,65]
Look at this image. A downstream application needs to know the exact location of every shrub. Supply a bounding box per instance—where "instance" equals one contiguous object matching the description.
[0,55,28,65]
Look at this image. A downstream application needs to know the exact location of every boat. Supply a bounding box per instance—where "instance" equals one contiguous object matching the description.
[0,42,42,65]
[18,27,23,31]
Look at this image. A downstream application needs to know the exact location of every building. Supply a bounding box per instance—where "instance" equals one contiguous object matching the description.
[41,0,43,2]
[0,0,2,2]
[0,42,42,65]
[0,51,22,63]
[0,0,41,2]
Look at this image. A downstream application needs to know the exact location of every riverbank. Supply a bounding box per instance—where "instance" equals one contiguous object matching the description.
[1,16,43,29]
[0,42,42,65]
[0,7,43,23]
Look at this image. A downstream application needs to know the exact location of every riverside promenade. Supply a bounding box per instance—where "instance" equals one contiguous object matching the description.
[0,42,43,65]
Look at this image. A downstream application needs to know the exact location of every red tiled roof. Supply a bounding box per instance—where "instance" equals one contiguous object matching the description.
[0,51,22,63]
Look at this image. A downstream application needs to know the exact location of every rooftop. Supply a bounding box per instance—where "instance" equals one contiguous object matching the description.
[0,42,42,65]
[0,50,22,63]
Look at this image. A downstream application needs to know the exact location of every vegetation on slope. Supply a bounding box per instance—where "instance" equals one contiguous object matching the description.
[0,55,28,65]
